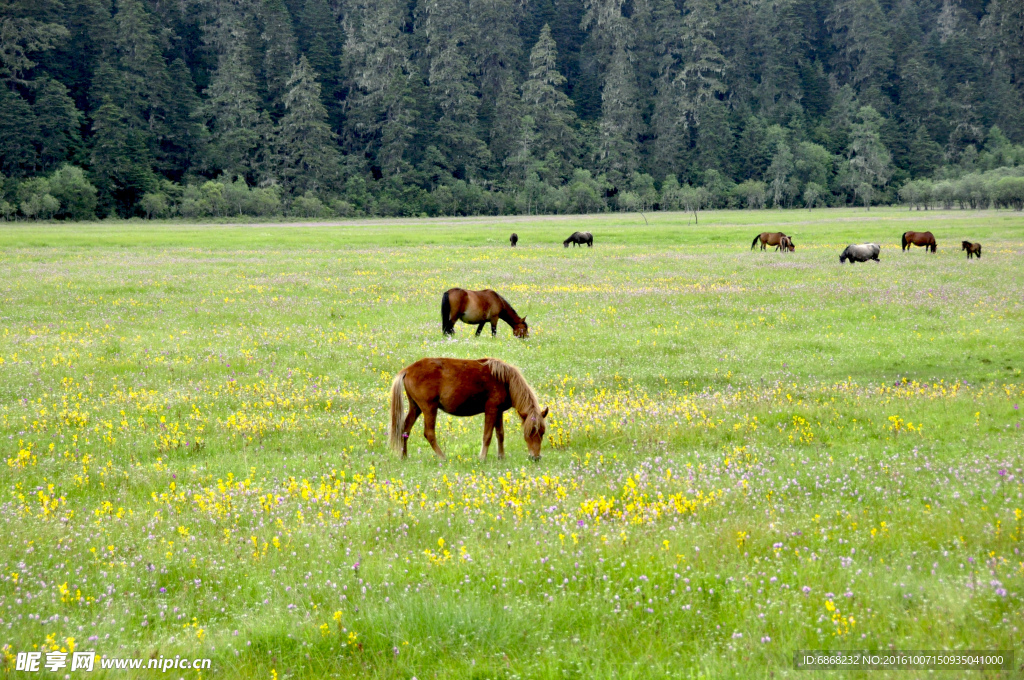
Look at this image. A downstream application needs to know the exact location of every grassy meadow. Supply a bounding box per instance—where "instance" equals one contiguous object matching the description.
[0,207,1022,678]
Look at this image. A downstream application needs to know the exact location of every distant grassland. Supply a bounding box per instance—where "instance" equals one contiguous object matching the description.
[0,208,1022,679]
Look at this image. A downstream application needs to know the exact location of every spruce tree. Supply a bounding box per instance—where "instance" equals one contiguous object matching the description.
[89,99,156,215]
[422,0,490,180]
[826,0,894,107]
[258,0,298,111]
[341,0,419,181]
[846,105,892,208]
[0,86,40,175]
[596,44,642,187]
[521,24,579,180]
[161,59,207,178]
[203,43,274,183]
[33,77,83,171]
[277,56,342,193]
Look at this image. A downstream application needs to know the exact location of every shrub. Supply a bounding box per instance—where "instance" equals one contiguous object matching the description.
[139,192,171,219]
[992,176,1024,210]
[289,192,332,218]
[48,165,98,220]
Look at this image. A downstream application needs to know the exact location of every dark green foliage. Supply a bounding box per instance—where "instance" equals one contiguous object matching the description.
[0,86,40,176]
[1,0,1023,218]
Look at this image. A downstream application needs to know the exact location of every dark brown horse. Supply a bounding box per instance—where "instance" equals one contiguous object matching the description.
[751,232,789,251]
[776,235,795,252]
[389,358,549,460]
[563,231,593,247]
[442,288,528,338]
[510,233,518,247]
[961,241,981,259]
[902,231,936,252]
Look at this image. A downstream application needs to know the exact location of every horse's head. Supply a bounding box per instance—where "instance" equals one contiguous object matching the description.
[839,248,848,263]
[563,239,570,248]
[513,317,529,338]
[521,406,549,460]
[962,241,970,250]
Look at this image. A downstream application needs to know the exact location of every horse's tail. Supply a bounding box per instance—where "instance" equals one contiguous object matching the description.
[901,232,908,250]
[441,290,452,334]
[751,234,760,250]
[388,370,408,453]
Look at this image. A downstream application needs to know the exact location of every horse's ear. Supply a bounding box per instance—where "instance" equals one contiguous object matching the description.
[541,406,549,419]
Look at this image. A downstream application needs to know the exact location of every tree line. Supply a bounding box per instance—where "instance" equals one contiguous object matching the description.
[1,0,1024,220]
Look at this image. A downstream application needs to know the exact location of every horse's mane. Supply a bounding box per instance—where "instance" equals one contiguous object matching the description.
[484,359,542,433]
[496,293,524,323]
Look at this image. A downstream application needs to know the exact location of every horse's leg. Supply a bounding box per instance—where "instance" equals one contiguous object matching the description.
[421,407,445,459]
[480,410,496,461]
[490,318,498,336]
[475,323,485,336]
[400,400,421,459]
[495,413,505,459]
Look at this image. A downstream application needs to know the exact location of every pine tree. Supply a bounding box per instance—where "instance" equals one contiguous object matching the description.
[277,56,342,193]
[521,24,579,180]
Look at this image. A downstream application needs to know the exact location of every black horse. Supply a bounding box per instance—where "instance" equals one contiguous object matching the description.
[510,233,518,247]
[563,231,593,248]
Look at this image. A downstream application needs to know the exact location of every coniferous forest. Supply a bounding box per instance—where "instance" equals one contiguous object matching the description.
[2,0,1024,220]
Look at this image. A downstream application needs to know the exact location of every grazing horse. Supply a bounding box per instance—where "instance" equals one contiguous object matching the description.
[776,235,795,252]
[563,231,593,248]
[510,233,518,247]
[751,232,788,251]
[389,357,549,460]
[839,243,881,263]
[441,288,528,338]
[902,231,936,252]
[961,241,981,259]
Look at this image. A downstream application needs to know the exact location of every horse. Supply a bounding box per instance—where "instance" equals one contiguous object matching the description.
[563,231,593,248]
[776,235,795,252]
[441,288,528,338]
[389,358,550,461]
[902,231,936,252]
[839,243,881,263]
[510,233,518,247]
[751,232,788,251]
[961,241,981,259]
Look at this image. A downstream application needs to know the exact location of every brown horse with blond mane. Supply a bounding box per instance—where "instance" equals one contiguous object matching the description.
[442,288,528,338]
[902,231,936,252]
[389,358,549,460]
[751,232,790,251]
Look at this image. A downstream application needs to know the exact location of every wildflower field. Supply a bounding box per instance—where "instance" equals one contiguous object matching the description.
[1,208,1022,679]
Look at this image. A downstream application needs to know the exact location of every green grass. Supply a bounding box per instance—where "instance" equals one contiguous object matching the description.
[0,207,1022,679]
